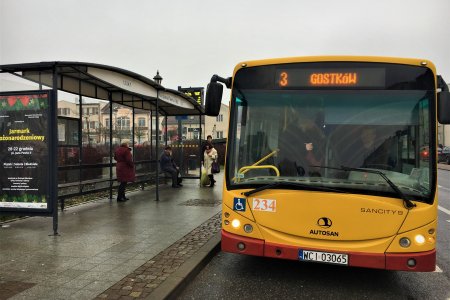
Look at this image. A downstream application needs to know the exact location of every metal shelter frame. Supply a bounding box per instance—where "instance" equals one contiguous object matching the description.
[0,61,205,234]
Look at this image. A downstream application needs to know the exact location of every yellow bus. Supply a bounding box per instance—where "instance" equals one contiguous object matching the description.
[205,56,450,271]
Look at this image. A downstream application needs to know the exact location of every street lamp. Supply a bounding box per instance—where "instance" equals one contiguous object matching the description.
[84,114,91,146]
[153,70,163,144]
[153,70,163,85]
[154,70,163,202]
[112,106,118,144]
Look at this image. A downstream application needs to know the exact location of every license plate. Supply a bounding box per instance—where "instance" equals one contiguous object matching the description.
[299,250,348,265]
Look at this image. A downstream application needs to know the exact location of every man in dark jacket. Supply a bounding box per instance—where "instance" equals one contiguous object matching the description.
[160,146,182,188]
[278,109,325,177]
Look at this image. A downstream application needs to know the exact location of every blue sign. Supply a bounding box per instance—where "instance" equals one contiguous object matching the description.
[233,197,246,212]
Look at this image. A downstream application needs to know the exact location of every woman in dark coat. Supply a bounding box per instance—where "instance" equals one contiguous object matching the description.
[114,139,135,202]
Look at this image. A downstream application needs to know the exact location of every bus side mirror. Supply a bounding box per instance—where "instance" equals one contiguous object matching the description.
[438,91,450,124]
[205,82,223,116]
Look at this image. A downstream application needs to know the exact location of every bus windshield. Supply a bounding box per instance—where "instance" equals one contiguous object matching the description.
[227,89,434,203]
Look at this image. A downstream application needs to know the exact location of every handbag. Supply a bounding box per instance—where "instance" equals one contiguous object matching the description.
[201,166,210,186]
[211,160,220,174]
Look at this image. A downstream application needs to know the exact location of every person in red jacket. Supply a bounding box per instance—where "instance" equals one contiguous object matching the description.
[114,139,135,202]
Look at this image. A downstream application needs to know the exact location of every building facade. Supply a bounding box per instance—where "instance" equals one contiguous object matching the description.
[205,103,229,139]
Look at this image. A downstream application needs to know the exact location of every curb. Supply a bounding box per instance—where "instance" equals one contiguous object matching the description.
[145,232,222,300]
[438,163,450,171]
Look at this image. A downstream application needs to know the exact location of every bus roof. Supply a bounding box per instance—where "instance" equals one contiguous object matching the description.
[233,56,436,76]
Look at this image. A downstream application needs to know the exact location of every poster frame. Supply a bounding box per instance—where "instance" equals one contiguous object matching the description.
[0,89,56,216]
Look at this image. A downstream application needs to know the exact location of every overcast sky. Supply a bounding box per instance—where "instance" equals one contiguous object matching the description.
[1,0,450,93]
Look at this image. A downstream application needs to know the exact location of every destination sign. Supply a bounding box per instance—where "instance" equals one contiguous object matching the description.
[276,68,386,88]
[178,87,204,105]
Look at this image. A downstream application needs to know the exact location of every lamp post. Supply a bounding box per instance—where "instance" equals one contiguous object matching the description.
[84,114,91,146]
[112,105,118,145]
[153,71,163,201]
[153,70,162,85]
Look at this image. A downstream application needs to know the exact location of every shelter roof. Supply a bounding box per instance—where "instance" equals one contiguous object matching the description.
[0,61,204,116]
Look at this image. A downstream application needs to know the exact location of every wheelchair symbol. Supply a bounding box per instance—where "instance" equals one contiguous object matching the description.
[233,198,246,211]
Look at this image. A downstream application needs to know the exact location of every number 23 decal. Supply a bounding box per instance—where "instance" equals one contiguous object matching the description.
[252,198,276,212]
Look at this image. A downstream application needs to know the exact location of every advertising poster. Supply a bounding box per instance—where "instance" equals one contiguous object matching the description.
[0,92,51,213]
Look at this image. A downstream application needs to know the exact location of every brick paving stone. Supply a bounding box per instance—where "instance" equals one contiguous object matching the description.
[129,291,142,298]
[94,212,221,299]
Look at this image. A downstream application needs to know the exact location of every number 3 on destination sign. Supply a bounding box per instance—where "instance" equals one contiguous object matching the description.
[279,72,288,87]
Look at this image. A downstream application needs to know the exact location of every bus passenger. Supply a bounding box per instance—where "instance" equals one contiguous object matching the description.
[160,146,183,188]
[114,139,135,202]
[201,135,214,166]
[278,104,325,177]
[204,143,218,187]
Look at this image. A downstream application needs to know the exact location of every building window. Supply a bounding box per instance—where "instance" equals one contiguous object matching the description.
[105,118,110,128]
[138,118,146,127]
[82,107,99,115]
[216,114,223,122]
[58,108,70,115]
[217,131,223,139]
[117,117,130,129]
[90,121,98,129]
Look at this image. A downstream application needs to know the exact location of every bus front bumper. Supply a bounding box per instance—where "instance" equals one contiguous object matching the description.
[221,230,436,272]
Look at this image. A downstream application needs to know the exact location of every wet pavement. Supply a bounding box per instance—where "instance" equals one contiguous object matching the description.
[438,163,450,171]
[2,165,448,300]
[0,174,223,300]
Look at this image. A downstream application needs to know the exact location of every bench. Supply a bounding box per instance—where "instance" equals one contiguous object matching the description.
[158,171,174,185]
[58,178,113,211]
[57,171,177,211]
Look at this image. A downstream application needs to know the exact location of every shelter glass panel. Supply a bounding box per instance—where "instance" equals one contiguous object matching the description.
[81,166,109,182]
[166,116,201,177]
[81,97,109,167]
[58,91,81,189]
[58,168,80,186]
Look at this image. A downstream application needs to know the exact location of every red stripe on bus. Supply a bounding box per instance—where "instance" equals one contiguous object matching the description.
[221,230,436,271]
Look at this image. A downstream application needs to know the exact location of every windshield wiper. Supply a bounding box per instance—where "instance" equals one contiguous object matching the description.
[242,181,343,197]
[323,165,416,209]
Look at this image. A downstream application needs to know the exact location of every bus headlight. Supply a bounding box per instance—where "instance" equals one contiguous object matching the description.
[399,237,411,248]
[414,234,425,245]
[231,219,241,228]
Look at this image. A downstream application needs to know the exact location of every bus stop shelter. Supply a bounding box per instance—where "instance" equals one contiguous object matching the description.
[0,61,205,234]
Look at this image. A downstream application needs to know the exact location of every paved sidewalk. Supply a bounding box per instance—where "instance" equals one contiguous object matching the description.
[438,163,450,171]
[0,174,223,300]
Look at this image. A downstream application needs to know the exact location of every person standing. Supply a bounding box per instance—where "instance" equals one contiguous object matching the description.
[202,135,213,152]
[160,146,183,188]
[203,143,218,187]
[114,139,135,202]
[201,135,213,165]
[278,108,325,177]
